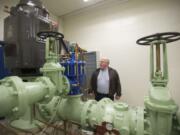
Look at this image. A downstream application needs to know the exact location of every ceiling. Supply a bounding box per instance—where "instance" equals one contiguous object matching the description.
[42,0,106,17]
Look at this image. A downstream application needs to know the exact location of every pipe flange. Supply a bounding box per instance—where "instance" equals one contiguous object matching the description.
[114,102,129,111]
[35,77,56,103]
[81,100,96,127]
[40,63,65,73]
[98,98,113,109]
[4,77,28,118]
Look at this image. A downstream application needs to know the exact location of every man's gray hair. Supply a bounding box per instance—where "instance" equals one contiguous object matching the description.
[100,57,110,64]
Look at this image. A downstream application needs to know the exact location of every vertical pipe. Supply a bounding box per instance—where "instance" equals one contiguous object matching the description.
[150,44,154,81]
[45,38,49,61]
[156,45,161,72]
[163,43,168,81]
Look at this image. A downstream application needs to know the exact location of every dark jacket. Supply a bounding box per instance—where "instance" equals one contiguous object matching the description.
[90,67,121,97]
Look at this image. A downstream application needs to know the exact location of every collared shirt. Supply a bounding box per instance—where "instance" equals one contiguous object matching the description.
[97,68,109,94]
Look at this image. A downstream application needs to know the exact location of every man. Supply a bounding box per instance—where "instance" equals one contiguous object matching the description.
[90,58,121,101]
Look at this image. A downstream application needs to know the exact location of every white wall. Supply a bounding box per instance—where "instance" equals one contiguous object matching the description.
[62,0,180,106]
[0,0,59,40]
[58,17,64,33]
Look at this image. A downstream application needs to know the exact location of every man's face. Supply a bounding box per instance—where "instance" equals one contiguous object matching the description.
[100,60,109,70]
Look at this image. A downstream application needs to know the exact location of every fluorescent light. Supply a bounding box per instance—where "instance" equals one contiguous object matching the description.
[27,1,35,6]
[83,0,89,2]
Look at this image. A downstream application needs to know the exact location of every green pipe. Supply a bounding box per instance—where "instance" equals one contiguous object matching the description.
[0,76,55,118]
[0,85,17,117]
[58,95,84,123]
[41,95,145,135]
[24,82,49,104]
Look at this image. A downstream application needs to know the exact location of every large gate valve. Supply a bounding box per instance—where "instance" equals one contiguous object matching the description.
[136,32,180,86]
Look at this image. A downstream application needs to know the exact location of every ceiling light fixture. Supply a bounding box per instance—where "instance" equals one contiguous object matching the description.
[83,0,89,2]
[27,1,35,6]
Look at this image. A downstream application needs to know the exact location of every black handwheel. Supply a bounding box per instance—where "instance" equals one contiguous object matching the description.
[37,31,64,40]
[136,32,180,45]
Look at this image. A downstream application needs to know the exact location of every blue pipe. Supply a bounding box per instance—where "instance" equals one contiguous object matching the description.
[0,45,9,79]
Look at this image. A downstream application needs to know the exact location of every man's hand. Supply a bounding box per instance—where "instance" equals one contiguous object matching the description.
[115,95,121,100]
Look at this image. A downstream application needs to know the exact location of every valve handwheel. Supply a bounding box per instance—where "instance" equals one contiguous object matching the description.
[37,31,64,40]
[136,32,180,45]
